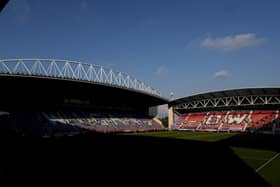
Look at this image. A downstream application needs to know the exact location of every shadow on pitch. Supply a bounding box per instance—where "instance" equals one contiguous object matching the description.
[0,131,270,186]
[217,133,280,152]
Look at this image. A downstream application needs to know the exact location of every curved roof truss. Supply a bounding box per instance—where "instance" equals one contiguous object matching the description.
[0,59,162,97]
[171,88,280,110]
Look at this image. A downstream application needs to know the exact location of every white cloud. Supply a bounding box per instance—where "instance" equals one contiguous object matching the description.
[155,66,168,76]
[201,33,267,51]
[214,70,231,78]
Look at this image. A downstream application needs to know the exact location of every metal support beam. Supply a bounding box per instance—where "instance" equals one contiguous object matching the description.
[174,95,280,110]
[0,59,163,97]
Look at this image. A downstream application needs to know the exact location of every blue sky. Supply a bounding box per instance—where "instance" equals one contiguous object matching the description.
[0,0,280,99]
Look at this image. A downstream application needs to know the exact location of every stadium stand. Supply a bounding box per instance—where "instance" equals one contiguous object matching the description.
[4,111,163,136]
[176,112,207,131]
[0,59,167,136]
[175,110,280,133]
[169,87,280,135]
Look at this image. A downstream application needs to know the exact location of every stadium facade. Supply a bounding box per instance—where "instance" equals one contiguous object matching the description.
[168,88,280,133]
[0,59,168,136]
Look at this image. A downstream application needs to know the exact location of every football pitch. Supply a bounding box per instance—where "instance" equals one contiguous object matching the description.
[122,131,280,186]
[1,130,279,185]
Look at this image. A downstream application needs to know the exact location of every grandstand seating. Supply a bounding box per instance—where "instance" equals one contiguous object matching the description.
[7,111,163,136]
[176,112,207,131]
[175,110,280,133]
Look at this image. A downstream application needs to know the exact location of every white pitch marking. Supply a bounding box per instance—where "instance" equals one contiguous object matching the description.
[256,152,280,172]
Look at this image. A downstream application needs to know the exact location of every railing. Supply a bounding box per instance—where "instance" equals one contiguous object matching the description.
[0,59,162,97]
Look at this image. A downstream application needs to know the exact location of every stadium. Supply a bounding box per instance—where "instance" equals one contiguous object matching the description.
[0,59,279,186]
[1,59,279,136]
[1,1,280,186]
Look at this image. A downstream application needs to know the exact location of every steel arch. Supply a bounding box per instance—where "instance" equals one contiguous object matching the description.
[0,59,162,97]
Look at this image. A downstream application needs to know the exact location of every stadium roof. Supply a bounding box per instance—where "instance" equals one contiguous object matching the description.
[170,87,280,105]
[169,87,280,111]
[0,59,165,99]
[0,59,168,110]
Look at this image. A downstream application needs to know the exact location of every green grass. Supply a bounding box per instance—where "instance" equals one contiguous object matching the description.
[122,131,237,142]
[120,131,280,186]
[231,147,277,169]
[258,154,280,186]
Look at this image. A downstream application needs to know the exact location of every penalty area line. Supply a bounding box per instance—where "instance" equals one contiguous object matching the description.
[256,152,280,173]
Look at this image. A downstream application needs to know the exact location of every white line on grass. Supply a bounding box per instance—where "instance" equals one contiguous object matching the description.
[256,152,280,172]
